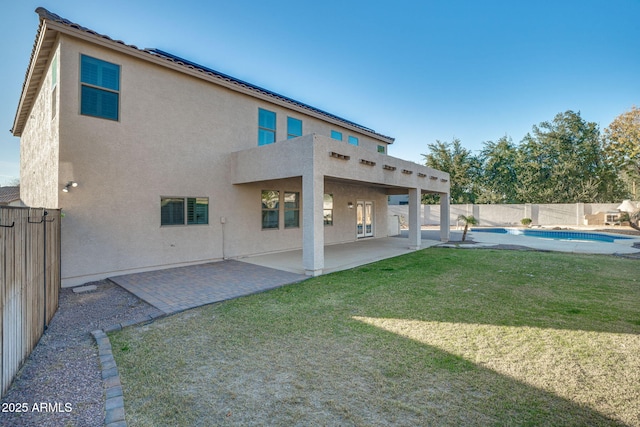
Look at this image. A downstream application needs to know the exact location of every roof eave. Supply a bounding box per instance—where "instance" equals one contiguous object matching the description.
[12,21,46,136]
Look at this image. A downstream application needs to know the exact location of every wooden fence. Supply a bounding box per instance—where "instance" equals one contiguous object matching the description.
[0,206,61,397]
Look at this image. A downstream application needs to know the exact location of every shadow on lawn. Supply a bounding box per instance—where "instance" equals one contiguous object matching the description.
[349,316,632,426]
[323,249,639,426]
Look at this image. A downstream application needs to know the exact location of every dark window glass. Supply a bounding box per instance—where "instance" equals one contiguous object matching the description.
[261,190,280,229]
[287,117,302,139]
[258,108,276,145]
[161,198,185,225]
[80,55,120,120]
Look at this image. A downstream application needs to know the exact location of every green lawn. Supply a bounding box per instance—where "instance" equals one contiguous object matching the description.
[110,249,640,426]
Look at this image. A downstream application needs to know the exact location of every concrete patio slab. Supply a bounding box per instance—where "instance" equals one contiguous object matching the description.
[239,234,444,274]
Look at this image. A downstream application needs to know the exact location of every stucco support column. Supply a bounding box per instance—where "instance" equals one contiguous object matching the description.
[423,204,431,225]
[408,188,421,249]
[440,193,450,242]
[576,203,585,226]
[302,172,324,276]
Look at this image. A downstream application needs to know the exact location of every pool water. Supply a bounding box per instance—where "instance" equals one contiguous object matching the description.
[471,227,633,243]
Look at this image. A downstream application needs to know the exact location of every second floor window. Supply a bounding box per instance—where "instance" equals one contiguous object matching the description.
[287,117,302,139]
[258,108,276,145]
[331,130,343,141]
[80,54,120,121]
[348,136,359,146]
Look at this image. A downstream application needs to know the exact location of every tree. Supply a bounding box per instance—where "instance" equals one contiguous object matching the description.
[603,106,640,198]
[422,139,481,204]
[515,110,621,203]
[619,210,640,232]
[457,215,478,241]
[477,136,519,203]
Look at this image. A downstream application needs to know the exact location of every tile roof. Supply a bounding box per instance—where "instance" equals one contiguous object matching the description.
[0,186,20,204]
[14,8,393,143]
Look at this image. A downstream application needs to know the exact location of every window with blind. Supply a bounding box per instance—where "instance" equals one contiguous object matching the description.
[161,197,209,226]
[80,55,120,121]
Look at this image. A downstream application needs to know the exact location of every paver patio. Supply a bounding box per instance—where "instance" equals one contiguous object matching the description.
[109,260,307,314]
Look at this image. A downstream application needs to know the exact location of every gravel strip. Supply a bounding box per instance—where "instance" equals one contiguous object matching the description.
[1,280,163,427]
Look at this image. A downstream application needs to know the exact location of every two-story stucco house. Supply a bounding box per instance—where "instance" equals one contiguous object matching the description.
[12,8,451,287]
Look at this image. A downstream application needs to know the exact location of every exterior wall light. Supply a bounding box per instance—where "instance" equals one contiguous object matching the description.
[348,202,354,209]
[62,181,78,192]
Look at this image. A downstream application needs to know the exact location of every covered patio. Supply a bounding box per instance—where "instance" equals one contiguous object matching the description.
[239,230,446,274]
[239,230,442,274]
[108,230,448,315]
[232,134,451,276]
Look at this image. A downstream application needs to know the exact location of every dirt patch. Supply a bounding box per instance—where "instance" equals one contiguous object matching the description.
[614,252,640,259]
[484,244,544,251]
[437,241,543,252]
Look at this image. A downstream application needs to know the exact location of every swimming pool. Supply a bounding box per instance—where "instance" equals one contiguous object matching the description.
[470,227,634,243]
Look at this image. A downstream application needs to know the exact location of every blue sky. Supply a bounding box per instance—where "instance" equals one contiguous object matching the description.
[1,0,639,185]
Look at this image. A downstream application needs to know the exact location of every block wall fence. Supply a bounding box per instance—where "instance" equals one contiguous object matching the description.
[389,202,638,227]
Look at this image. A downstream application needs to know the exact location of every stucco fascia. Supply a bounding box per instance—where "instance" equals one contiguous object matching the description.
[232,134,450,195]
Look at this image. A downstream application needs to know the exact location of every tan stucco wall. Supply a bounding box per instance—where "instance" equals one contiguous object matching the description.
[43,35,413,286]
[222,178,388,256]
[57,38,227,284]
[20,44,60,209]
